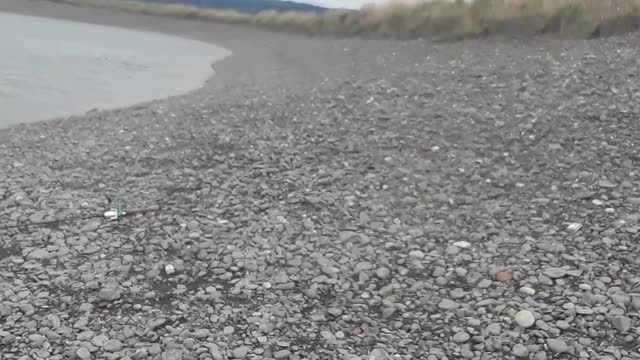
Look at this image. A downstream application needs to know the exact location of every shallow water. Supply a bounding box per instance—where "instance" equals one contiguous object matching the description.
[0,12,230,127]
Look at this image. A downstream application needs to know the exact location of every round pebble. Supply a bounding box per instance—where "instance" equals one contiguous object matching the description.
[453,332,470,343]
[514,310,535,328]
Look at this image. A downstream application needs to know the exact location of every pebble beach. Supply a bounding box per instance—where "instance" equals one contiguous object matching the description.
[1,1,640,359]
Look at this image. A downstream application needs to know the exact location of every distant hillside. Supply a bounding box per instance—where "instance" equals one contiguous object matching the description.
[136,0,327,13]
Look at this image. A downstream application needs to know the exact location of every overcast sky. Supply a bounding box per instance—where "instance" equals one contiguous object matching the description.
[303,0,380,9]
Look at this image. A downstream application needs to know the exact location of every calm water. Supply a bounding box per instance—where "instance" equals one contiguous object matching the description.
[0,12,230,127]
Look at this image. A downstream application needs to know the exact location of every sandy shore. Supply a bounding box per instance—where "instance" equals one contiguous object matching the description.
[2,1,640,359]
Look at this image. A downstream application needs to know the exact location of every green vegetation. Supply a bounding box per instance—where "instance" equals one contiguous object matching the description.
[49,0,640,39]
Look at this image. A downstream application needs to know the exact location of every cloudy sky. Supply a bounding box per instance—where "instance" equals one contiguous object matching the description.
[302,0,381,9]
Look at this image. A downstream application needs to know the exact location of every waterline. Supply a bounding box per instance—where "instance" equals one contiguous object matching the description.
[0,12,230,127]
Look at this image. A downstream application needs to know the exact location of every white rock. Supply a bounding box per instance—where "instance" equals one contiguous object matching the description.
[579,283,592,290]
[452,241,471,248]
[567,223,582,232]
[514,310,535,328]
[519,287,536,296]
[164,264,176,275]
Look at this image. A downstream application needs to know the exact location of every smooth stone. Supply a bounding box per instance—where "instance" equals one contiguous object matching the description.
[452,241,471,248]
[520,287,536,296]
[376,267,391,279]
[92,334,109,347]
[453,332,470,343]
[274,350,291,359]
[514,310,535,328]
[576,306,594,315]
[512,344,530,358]
[28,334,46,347]
[611,316,632,332]
[438,299,459,311]
[27,249,50,260]
[76,347,91,360]
[543,267,566,279]
[485,323,501,335]
[232,346,249,359]
[103,339,123,352]
[98,287,121,301]
[547,338,568,353]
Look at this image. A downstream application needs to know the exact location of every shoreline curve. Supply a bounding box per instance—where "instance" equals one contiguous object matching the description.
[0,8,232,126]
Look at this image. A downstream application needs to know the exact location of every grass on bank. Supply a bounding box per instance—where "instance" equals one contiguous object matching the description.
[49,0,640,39]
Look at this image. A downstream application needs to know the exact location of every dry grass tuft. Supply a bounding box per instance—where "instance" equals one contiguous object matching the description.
[47,0,640,39]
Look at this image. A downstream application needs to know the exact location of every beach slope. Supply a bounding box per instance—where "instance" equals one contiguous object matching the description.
[1,1,640,359]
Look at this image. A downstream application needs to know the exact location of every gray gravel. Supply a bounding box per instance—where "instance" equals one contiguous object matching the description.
[2,1,640,359]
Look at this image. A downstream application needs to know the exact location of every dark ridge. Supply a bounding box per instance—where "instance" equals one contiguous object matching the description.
[136,0,327,14]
